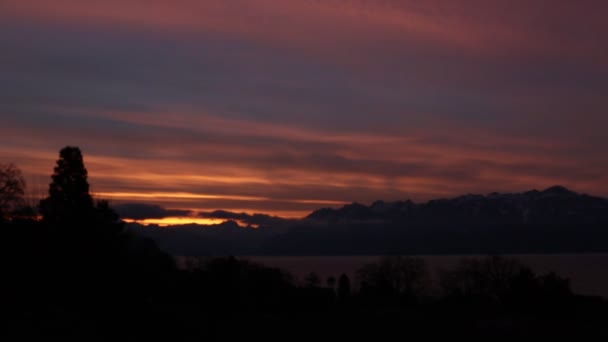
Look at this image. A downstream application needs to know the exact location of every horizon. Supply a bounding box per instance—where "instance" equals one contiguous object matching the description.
[118,184,604,227]
[2,1,607,224]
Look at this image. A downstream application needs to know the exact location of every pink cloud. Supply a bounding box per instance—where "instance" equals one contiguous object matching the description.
[4,0,605,64]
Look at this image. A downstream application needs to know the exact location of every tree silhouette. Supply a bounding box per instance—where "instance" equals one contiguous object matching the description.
[39,146,94,225]
[337,273,351,300]
[439,256,535,302]
[0,163,26,220]
[357,256,429,299]
[305,272,321,288]
[326,276,337,289]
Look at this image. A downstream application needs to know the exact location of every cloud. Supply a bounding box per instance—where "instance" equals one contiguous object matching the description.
[198,210,292,227]
[113,203,193,220]
[4,0,606,69]
[1,0,607,216]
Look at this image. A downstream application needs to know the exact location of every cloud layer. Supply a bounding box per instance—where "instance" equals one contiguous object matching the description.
[1,1,607,217]
[113,203,193,220]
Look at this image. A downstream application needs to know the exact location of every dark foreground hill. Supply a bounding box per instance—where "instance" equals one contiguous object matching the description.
[129,186,608,256]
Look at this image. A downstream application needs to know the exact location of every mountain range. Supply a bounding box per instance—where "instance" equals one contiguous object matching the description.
[127,186,608,255]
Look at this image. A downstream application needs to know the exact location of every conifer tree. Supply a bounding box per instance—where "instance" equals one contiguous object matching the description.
[40,146,94,224]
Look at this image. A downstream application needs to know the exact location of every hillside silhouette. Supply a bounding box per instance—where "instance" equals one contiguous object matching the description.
[3,147,608,340]
[130,186,608,256]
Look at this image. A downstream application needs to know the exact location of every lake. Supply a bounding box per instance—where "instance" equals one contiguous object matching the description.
[178,254,608,298]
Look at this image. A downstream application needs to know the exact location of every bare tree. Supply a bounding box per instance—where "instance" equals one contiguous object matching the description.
[304,272,321,288]
[439,256,529,299]
[326,276,337,289]
[357,256,430,298]
[0,163,26,219]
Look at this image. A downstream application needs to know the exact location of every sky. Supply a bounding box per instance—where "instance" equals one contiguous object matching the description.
[1,1,607,222]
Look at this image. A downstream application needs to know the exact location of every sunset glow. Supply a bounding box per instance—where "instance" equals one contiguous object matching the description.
[122,217,226,227]
[2,0,607,222]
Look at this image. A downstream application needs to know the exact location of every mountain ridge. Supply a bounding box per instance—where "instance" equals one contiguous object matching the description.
[304,185,608,225]
[127,186,608,256]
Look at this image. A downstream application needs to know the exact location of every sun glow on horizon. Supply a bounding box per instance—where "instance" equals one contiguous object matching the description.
[123,216,227,227]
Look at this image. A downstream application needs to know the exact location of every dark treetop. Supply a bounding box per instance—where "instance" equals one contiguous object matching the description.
[40,146,94,224]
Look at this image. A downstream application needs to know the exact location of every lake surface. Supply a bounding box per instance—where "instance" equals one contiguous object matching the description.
[178,254,608,298]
